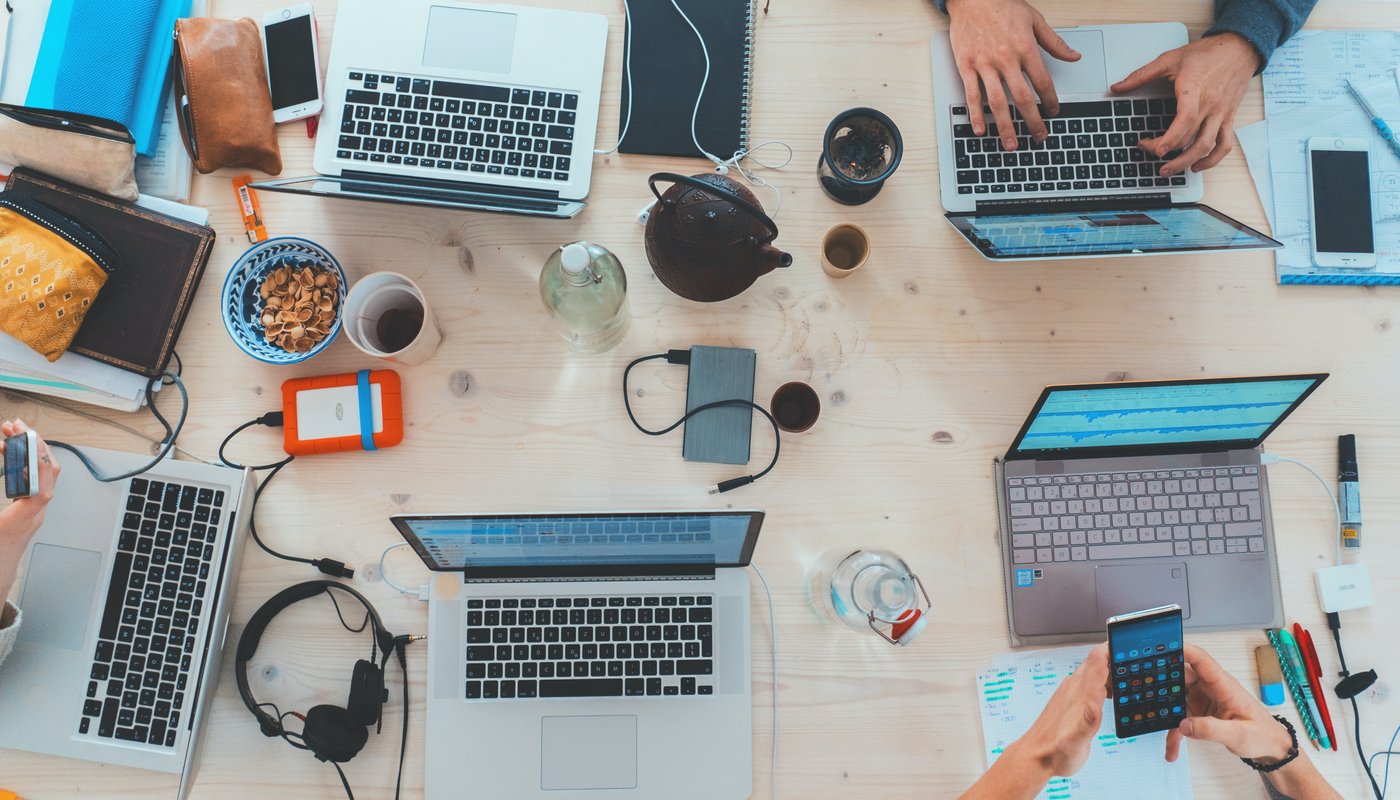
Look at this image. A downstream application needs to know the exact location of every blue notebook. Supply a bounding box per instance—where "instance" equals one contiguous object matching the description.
[26,0,190,157]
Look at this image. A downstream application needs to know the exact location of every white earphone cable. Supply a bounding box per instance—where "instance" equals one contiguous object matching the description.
[1261,454,1344,567]
[749,562,779,798]
[592,0,635,156]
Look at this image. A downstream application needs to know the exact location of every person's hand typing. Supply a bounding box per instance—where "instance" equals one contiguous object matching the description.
[1165,644,1292,764]
[1110,33,1260,177]
[945,0,1079,151]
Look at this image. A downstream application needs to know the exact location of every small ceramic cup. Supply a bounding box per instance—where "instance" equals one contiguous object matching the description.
[821,223,871,278]
[343,272,442,365]
[771,382,821,433]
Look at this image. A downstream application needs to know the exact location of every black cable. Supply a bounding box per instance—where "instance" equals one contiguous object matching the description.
[1329,612,1385,800]
[332,760,356,800]
[623,351,782,493]
[325,588,371,635]
[220,415,354,578]
[49,370,189,482]
[391,636,417,800]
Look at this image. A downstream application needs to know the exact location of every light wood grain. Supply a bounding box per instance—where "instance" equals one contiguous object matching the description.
[4,0,1400,797]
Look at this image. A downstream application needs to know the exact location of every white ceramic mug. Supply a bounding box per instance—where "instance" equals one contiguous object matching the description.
[343,272,442,365]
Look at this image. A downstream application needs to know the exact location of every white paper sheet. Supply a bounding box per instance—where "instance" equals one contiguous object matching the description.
[977,646,1193,800]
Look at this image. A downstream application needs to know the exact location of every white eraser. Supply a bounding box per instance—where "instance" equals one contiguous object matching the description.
[1315,563,1373,613]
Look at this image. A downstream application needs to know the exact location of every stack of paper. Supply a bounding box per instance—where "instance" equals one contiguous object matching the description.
[976,646,1192,800]
[1238,30,1400,285]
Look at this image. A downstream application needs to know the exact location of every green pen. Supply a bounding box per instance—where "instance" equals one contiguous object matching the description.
[1277,629,1331,750]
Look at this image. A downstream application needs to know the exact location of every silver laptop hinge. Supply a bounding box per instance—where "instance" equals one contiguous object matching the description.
[973,192,1173,214]
[466,574,716,585]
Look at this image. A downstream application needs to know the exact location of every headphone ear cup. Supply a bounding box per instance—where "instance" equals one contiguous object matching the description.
[346,659,385,727]
[302,705,369,763]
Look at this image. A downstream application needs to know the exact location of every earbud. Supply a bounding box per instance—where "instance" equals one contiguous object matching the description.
[636,201,655,225]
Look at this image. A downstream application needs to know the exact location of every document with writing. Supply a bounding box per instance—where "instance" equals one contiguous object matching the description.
[977,646,1192,800]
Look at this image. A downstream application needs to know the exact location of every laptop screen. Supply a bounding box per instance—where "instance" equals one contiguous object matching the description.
[392,511,763,575]
[946,204,1280,260]
[1006,375,1327,459]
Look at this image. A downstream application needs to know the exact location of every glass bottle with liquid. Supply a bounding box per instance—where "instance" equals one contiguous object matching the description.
[539,241,630,354]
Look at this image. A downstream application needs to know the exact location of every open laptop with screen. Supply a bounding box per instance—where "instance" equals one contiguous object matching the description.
[931,23,1282,260]
[390,510,761,800]
[993,374,1327,646]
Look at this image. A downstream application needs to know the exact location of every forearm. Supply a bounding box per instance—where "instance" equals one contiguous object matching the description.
[0,539,25,606]
[1259,753,1344,800]
[959,742,1053,800]
[1208,0,1319,69]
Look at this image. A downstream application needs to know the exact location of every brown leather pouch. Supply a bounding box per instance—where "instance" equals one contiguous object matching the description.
[173,17,282,175]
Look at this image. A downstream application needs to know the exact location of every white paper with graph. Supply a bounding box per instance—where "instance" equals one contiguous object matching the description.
[976,646,1193,800]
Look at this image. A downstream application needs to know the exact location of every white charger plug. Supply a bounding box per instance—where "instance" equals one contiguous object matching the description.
[1315,562,1373,612]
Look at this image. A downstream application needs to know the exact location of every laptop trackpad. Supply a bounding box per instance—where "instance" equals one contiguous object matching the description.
[1095,563,1190,621]
[1042,31,1108,95]
[541,715,638,791]
[18,544,101,651]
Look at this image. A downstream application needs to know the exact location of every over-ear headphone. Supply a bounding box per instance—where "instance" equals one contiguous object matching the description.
[235,581,397,764]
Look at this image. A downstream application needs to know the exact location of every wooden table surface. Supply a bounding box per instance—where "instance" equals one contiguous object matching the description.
[4,0,1399,797]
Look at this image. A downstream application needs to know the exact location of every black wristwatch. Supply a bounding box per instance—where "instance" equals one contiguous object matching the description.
[1241,715,1301,773]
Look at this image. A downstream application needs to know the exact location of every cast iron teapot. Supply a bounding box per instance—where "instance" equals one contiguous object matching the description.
[644,172,793,303]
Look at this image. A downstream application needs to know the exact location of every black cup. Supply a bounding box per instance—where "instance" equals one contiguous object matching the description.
[771,382,821,433]
[818,107,903,205]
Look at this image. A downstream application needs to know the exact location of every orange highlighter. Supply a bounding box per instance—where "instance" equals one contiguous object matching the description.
[1295,623,1338,751]
[1,790,23,800]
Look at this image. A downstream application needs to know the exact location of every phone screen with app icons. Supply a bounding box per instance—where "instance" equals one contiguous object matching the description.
[1108,605,1186,738]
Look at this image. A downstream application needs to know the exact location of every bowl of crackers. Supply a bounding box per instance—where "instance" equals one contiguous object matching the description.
[221,238,348,364]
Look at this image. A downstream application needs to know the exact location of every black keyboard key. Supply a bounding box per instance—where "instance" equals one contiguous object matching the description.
[539,679,623,698]
[433,81,509,103]
[1058,101,1111,119]
[625,679,644,696]
[563,94,578,110]
[99,553,133,641]
[681,677,696,695]
[676,660,713,676]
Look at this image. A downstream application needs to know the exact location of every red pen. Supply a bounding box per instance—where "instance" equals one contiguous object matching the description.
[1295,623,1338,751]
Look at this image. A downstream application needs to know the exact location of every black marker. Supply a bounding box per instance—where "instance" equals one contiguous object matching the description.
[1338,434,1361,549]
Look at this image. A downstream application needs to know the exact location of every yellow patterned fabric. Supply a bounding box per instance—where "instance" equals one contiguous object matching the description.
[0,205,109,361]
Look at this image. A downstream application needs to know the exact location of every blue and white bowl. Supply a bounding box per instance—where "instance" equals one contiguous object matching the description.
[221,237,347,364]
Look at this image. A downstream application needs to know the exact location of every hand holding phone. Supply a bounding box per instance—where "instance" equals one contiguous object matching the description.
[1108,604,1186,738]
[3,430,38,500]
[1164,645,1298,765]
[262,4,323,124]
[1307,137,1377,269]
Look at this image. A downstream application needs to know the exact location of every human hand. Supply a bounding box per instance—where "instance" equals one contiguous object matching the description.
[1164,644,1293,764]
[1110,32,1260,177]
[1009,644,1110,777]
[1,419,60,539]
[946,0,1079,151]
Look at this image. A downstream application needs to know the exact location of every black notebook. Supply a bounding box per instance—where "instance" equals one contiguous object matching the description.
[618,0,756,160]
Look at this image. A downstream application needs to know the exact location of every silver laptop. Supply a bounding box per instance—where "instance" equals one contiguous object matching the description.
[994,374,1328,646]
[253,0,608,219]
[391,511,761,800]
[931,23,1281,260]
[0,446,254,798]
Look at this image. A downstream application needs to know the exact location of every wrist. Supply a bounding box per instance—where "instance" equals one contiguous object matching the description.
[1003,737,1057,784]
[1209,30,1264,74]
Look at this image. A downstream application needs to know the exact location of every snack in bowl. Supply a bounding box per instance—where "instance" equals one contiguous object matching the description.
[258,263,339,353]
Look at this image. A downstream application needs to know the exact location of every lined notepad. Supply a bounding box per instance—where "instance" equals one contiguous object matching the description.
[977,646,1193,800]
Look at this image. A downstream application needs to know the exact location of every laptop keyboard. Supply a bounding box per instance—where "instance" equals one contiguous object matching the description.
[951,99,1187,196]
[338,70,579,182]
[79,478,223,748]
[465,595,715,701]
[1007,466,1264,563]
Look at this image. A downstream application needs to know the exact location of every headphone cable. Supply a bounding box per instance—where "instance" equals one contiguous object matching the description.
[48,370,189,482]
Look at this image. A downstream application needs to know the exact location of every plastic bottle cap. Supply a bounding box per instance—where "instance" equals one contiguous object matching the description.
[560,243,591,274]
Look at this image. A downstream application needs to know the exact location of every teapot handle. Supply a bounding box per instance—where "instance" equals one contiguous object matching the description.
[648,172,779,241]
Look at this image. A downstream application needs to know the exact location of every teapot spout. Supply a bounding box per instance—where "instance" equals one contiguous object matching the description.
[757,244,793,275]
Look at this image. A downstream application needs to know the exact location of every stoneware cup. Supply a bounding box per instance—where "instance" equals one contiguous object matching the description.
[343,272,442,365]
[821,223,871,278]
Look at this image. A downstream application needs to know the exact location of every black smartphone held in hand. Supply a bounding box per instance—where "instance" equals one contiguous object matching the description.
[1108,604,1186,738]
[4,430,39,499]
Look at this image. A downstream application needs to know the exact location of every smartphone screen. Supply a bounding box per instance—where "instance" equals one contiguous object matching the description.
[1108,605,1185,738]
[4,432,31,499]
[1311,149,1374,255]
[264,14,319,111]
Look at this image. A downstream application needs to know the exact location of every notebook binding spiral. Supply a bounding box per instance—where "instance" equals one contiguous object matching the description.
[739,0,756,154]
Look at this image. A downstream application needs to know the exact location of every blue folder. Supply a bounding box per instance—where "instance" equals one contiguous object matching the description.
[26,0,192,157]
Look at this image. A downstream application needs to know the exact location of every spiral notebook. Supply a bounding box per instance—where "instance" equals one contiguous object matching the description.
[617,0,755,160]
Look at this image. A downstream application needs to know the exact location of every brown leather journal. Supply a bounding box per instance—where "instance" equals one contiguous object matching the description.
[173,17,282,175]
[4,168,216,378]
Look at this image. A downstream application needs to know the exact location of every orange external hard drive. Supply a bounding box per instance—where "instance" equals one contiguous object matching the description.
[281,369,404,456]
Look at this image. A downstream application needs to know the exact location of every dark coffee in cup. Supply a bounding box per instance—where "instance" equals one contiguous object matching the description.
[771,382,821,433]
[376,307,424,353]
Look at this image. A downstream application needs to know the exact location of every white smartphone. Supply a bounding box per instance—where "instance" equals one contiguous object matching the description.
[4,430,39,499]
[1307,137,1377,269]
[261,4,323,124]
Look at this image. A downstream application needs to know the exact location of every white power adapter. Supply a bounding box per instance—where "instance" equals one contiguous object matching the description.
[1315,562,1374,612]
